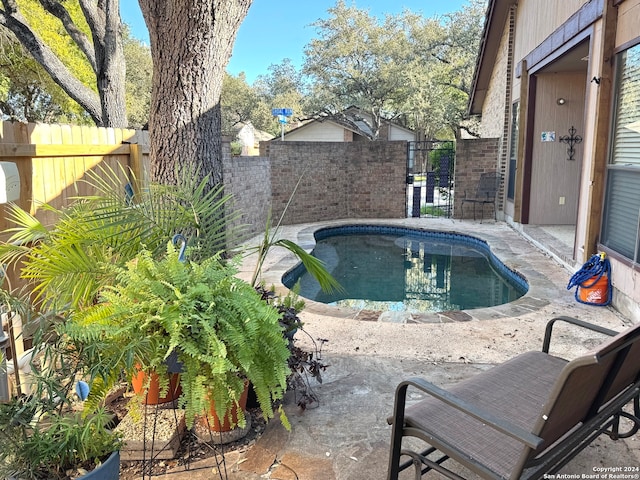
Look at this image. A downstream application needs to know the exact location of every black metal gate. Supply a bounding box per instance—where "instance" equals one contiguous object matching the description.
[406,140,455,218]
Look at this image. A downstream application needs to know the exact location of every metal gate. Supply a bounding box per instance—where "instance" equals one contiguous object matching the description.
[406,140,455,218]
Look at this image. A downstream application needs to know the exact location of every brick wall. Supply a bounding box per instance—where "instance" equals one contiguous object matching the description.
[223,148,272,241]
[454,138,501,219]
[261,141,407,225]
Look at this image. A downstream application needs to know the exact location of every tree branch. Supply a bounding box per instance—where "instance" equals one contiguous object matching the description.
[38,0,97,72]
[0,3,102,124]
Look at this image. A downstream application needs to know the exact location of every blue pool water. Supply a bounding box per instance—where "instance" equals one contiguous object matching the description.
[282,225,528,313]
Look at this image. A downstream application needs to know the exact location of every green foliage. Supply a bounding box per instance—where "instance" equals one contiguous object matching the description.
[0,401,120,479]
[222,60,307,139]
[0,297,122,480]
[63,243,291,429]
[248,183,342,294]
[299,0,485,139]
[405,0,485,138]
[420,205,446,217]
[221,72,262,136]
[0,34,91,123]
[303,1,413,138]
[0,165,236,312]
[1,0,128,126]
[428,143,455,173]
[123,28,152,128]
[253,59,308,136]
[230,140,243,155]
[17,0,95,89]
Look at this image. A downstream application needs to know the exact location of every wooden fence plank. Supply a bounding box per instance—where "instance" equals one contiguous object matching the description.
[0,144,131,157]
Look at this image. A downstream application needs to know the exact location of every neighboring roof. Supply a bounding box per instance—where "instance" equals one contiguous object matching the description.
[234,122,274,143]
[281,107,414,140]
[467,0,517,116]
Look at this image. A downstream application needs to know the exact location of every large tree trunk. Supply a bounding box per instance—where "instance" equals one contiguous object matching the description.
[139,0,252,188]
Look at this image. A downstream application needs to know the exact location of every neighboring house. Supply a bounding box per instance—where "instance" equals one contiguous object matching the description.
[468,0,640,321]
[281,108,415,142]
[235,123,273,156]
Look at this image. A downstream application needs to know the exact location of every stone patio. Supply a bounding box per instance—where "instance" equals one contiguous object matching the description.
[131,218,639,479]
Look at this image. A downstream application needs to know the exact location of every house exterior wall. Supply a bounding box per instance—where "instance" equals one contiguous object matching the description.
[512,1,590,67]
[616,0,640,45]
[479,20,512,139]
[284,122,346,142]
[388,125,416,141]
[473,0,640,322]
[261,141,407,224]
[604,0,640,322]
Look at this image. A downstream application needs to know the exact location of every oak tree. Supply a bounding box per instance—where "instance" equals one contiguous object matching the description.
[138,0,252,187]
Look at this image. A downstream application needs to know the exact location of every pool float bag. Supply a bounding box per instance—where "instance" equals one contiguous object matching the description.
[567,252,611,306]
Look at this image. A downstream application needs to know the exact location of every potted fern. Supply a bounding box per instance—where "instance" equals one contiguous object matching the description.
[0,166,334,435]
[63,241,291,430]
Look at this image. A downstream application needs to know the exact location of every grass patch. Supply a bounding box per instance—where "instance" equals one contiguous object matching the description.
[420,205,447,216]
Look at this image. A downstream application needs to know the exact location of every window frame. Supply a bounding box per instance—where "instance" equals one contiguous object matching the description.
[600,42,640,266]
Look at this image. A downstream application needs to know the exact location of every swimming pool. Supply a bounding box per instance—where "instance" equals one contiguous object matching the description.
[282,225,528,313]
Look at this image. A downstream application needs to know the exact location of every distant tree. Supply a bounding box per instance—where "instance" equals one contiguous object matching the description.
[254,59,306,136]
[407,0,485,139]
[0,0,127,127]
[123,28,151,129]
[303,1,413,139]
[221,72,260,135]
[302,0,485,140]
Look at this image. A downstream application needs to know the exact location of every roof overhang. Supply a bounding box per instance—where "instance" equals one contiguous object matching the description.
[467,0,517,116]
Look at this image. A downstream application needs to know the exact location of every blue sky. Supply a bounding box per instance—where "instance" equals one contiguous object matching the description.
[120,1,469,85]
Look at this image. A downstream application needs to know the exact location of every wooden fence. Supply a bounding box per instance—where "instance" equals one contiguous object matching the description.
[0,121,149,231]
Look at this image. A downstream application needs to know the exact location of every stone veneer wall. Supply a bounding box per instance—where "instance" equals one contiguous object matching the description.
[260,141,407,225]
[454,138,501,220]
[223,151,272,242]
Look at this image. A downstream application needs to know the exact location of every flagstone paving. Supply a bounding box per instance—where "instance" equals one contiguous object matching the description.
[132,219,639,480]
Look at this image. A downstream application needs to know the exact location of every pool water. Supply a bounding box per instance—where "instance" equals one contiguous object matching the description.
[283,227,527,313]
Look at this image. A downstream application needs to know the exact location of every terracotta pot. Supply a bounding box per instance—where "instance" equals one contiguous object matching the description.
[131,366,181,405]
[198,382,249,432]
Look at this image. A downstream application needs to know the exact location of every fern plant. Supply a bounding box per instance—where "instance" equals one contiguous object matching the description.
[62,242,291,429]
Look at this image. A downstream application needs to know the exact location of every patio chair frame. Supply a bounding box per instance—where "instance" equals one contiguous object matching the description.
[387,316,640,480]
[460,171,502,222]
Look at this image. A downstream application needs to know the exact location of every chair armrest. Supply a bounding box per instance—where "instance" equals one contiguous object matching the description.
[393,377,544,449]
[542,316,618,353]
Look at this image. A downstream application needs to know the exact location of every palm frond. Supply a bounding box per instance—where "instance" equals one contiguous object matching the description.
[273,239,343,293]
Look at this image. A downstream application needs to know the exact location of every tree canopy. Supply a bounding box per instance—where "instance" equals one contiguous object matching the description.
[221,0,486,142]
[303,1,414,139]
[301,0,485,140]
[0,20,150,126]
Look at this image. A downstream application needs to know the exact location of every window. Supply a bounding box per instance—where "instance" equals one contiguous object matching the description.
[601,43,640,262]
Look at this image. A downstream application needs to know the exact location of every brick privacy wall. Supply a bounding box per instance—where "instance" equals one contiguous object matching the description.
[261,141,407,225]
[454,138,501,219]
[223,150,272,242]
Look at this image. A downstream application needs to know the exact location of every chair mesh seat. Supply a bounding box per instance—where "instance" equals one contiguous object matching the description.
[403,351,568,479]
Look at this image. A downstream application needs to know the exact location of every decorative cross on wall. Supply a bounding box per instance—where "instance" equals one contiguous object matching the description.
[559,126,583,161]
